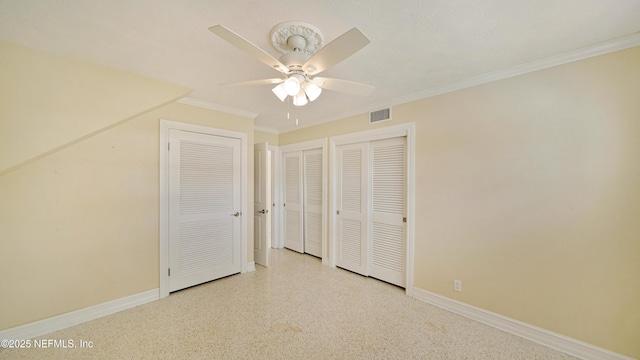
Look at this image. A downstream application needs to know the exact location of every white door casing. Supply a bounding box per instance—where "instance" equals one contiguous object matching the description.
[168,129,242,292]
[254,142,271,267]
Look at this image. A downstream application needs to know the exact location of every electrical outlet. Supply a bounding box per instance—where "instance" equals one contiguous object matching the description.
[454,280,462,292]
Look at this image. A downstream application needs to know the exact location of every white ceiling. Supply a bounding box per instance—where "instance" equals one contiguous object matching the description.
[1,0,639,133]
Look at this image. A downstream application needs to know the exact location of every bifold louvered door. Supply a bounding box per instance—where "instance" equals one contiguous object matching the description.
[283,152,304,253]
[335,137,406,287]
[369,137,406,287]
[168,129,242,292]
[303,149,323,258]
[335,143,369,275]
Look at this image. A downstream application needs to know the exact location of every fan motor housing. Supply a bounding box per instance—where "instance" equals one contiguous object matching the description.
[279,51,310,69]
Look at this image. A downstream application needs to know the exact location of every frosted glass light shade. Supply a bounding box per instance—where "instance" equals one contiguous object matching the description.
[272,83,287,102]
[293,91,308,106]
[303,81,322,101]
[283,76,301,96]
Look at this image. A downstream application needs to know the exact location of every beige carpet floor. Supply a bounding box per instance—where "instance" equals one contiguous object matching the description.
[1,249,579,359]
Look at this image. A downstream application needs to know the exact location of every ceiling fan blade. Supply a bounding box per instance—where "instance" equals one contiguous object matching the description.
[302,28,370,75]
[209,25,288,73]
[220,78,283,87]
[313,77,375,96]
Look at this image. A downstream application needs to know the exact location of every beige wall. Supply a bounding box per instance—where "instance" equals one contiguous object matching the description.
[254,130,279,145]
[0,41,190,174]
[279,113,375,145]
[279,46,640,358]
[0,44,254,330]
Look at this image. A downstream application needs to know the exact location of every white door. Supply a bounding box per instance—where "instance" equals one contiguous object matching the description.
[369,137,406,287]
[283,151,304,253]
[303,149,323,258]
[335,137,407,287]
[335,142,368,275]
[254,142,271,267]
[168,129,242,292]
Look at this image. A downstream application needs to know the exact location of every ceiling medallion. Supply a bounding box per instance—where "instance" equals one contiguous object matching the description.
[270,21,324,55]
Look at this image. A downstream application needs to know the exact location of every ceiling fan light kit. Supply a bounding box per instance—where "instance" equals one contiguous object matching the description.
[209,20,375,111]
[271,73,323,106]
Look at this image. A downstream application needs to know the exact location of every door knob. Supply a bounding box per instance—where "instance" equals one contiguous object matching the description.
[231,212,241,217]
[258,209,269,214]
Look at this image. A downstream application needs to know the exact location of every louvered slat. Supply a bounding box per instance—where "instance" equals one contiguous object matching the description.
[340,219,362,266]
[305,212,322,257]
[285,156,300,204]
[372,142,405,214]
[286,209,300,246]
[371,223,404,272]
[180,140,233,215]
[179,218,233,276]
[304,152,323,206]
[341,148,362,212]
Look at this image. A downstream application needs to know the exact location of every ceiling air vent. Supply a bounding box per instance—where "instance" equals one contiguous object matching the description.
[369,108,391,124]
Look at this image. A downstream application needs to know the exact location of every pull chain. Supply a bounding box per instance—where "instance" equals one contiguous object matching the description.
[286,96,299,126]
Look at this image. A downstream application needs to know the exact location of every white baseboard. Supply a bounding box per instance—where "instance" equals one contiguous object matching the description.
[0,289,159,340]
[247,262,256,272]
[413,288,634,360]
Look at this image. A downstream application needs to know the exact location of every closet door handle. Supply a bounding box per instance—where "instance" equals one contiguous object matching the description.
[231,212,241,217]
[258,209,269,214]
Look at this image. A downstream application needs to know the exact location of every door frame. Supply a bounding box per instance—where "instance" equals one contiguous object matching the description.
[329,123,415,296]
[280,139,328,265]
[159,119,248,298]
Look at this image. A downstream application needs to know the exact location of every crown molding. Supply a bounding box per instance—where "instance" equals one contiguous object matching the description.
[389,31,640,107]
[177,97,258,119]
[281,31,640,135]
[254,125,280,134]
[278,109,372,134]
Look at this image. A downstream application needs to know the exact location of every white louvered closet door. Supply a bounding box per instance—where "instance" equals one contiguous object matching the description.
[168,129,242,292]
[303,149,323,258]
[335,142,368,275]
[369,137,406,287]
[283,151,304,253]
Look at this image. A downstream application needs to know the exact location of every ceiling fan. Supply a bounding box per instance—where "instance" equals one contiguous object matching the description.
[209,21,375,106]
